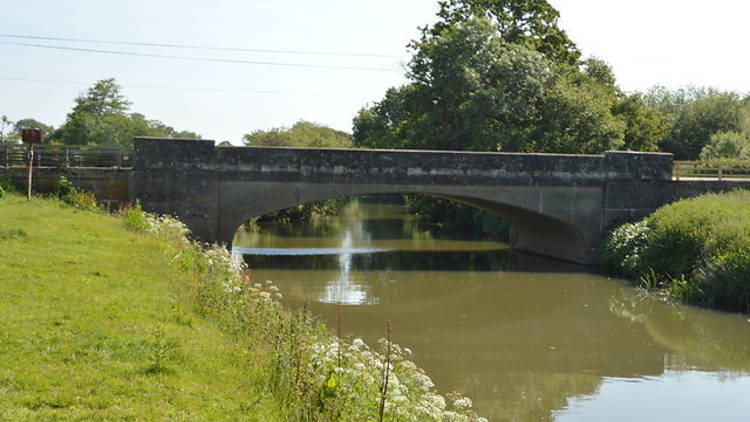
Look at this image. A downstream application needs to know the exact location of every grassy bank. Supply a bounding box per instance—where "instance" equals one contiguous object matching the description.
[602,189,750,313]
[0,193,283,421]
[1,191,486,421]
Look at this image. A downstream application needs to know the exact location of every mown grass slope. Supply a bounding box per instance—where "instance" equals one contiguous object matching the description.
[0,193,282,421]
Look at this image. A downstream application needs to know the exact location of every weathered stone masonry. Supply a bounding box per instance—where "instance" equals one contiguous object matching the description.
[129,137,677,265]
[5,137,747,264]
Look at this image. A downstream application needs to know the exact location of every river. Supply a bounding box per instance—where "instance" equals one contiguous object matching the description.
[233,197,750,422]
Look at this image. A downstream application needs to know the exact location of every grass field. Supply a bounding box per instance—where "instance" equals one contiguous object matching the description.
[0,193,282,421]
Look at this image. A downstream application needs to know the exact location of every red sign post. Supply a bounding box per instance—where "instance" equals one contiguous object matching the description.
[21,128,43,201]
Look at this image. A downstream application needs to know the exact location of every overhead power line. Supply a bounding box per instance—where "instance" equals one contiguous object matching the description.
[0,41,401,72]
[0,33,402,59]
[0,76,372,97]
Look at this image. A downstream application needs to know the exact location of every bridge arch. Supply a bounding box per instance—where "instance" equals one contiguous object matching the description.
[217,183,592,264]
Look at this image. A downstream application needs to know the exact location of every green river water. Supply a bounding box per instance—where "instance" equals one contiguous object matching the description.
[233,197,750,422]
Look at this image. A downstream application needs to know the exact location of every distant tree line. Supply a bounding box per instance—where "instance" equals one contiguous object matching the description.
[1,78,200,146]
[243,120,352,148]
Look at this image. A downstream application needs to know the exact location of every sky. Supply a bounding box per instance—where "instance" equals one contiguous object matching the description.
[1,0,749,144]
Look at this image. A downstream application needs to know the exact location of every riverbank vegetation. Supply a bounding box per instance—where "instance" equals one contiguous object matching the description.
[602,190,750,313]
[0,190,486,421]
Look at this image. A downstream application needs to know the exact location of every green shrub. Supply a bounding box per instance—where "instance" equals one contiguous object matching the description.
[0,177,15,197]
[699,131,750,161]
[124,200,151,232]
[699,249,750,311]
[603,189,750,312]
[601,220,652,277]
[55,176,102,212]
[54,175,75,198]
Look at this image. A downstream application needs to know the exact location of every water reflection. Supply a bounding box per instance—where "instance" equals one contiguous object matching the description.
[234,196,750,422]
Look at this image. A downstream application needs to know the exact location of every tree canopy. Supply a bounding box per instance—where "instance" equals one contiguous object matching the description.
[644,86,748,160]
[354,7,634,154]
[432,0,581,65]
[243,121,352,148]
[52,78,200,146]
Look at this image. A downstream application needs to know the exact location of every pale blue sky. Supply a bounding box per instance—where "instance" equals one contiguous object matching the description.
[1,0,749,144]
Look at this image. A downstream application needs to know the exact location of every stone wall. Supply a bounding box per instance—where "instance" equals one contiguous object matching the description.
[0,167,130,209]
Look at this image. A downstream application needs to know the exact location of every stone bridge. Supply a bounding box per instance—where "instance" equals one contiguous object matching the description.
[3,137,749,264]
[129,137,749,265]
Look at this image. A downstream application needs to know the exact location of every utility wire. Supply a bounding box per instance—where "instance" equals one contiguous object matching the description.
[0,76,372,97]
[0,33,402,58]
[0,41,401,72]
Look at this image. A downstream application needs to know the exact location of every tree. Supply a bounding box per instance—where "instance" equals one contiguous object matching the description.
[644,86,745,160]
[699,131,750,161]
[355,15,625,154]
[0,115,15,144]
[243,121,352,148]
[52,79,200,146]
[612,94,668,152]
[432,0,581,65]
[11,118,55,143]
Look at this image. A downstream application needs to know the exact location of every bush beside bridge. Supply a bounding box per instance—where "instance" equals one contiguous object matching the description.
[602,189,750,312]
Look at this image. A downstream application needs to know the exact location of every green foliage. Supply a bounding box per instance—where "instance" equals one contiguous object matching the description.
[0,114,16,144]
[13,117,55,142]
[700,248,750,311]
[0,177,14,198]
[405,195,510,240]
[433,0,581,65]
[142,325,178,375]
[243,120,352,148]
[257,198,348,227]
[53,175,75,198]
[601,220,652,277]
[124,199,150,232]
[603,190,750,312]
[51,78,201,146]
[54,176,102,212]
[699,131,750,161]
[644,86,746,160]
[612,94,669,152]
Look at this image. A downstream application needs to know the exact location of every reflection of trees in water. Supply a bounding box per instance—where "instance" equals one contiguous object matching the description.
[608,292,750,373]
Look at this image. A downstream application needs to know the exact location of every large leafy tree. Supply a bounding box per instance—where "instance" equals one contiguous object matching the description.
[53,78,200,146]
[611,94,668,152]
[433,0,581,65]
[354,9,626,154]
